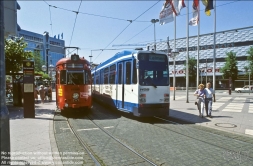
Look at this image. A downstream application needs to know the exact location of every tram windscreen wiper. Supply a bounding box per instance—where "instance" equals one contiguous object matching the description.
[151,83,157,88]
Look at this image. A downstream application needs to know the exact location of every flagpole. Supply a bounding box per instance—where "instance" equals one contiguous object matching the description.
[197,3,200,89]
[173,16,176,100]
[213,0,216,92]
[186,0,189,103]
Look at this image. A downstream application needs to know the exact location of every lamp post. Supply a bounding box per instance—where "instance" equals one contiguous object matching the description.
[249,69,251,95]
[42,65,47,74]
[151,19,159,51]
[171,50,179,100]
[245,68,251,95]
[48,64,55,88]
[227,69,231,95]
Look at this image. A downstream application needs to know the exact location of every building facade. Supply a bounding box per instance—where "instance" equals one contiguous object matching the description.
[18,30,65,67]
[147,26,253,89]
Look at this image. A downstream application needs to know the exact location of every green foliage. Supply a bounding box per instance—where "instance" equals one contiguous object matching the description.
[33,50,45,73]
[5,37,33,73]
[184,57,197,84]
[246,46,253,79]
[221,51,238,81]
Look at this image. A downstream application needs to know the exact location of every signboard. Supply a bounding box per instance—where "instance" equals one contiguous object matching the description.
[170,68,221,77]
[23,60,35,118]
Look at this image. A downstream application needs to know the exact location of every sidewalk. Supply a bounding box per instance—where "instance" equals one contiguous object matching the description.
[8,92,61,166]
[169,92,253,137]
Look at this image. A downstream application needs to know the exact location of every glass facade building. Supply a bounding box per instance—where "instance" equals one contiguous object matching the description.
[147,26,253,89]
[18,29,65,67]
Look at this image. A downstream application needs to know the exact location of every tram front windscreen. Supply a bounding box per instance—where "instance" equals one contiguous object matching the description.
[138,53,169,86]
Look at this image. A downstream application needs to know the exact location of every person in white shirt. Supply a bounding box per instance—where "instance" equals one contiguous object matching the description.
[205,82,216,118]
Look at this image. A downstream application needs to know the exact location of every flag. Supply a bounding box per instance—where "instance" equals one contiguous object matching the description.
[58,34,60,39]
[189,0,199,26]
[202,0,213,16]
[172,0,186,16]
[61,33,63,39]
[159,0,186,25]
[159,0,175,25]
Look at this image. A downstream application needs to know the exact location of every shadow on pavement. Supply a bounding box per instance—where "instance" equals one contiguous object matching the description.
[7,101,55,120]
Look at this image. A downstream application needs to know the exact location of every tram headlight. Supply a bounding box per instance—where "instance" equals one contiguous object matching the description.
[73,93,79,99]
[65,103,68,107]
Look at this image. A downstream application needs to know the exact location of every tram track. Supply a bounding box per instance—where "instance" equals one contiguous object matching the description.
[66,113,157,166]
[66,117,102,166]
[87,103,253,163]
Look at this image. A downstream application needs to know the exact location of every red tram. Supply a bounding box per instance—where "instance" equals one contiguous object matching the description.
[55,54,92,111]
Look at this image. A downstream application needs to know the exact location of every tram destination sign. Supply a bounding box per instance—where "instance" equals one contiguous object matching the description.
[149,54,166,62]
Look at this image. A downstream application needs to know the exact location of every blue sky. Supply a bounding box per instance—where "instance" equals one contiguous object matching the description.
[17,0,253,64]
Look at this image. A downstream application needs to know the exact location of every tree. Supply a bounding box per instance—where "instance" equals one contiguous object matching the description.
[5,37,33,73]
[184,57,197,86]
[221,51,238,89]
[246,46,253,79]
[33,50,45,73]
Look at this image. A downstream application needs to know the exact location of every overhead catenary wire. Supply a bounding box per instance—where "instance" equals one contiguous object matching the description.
[42,2,150,23]
[69,0,83,48]
[43,0,54,36]
[122,23,153,44]
[93,0,162,63]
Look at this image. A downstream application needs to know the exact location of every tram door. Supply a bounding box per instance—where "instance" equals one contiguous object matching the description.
[117,61,132,109]
[116,63,124,108]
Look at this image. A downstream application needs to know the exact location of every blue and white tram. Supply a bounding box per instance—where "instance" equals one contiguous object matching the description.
[91,50,170,117]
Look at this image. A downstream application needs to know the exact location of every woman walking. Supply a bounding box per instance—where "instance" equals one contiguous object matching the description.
[39,85,45,104]
[194,84,206,118]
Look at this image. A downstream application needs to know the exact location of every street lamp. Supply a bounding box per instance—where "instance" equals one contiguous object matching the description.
[151,19,159,51]
[42,65,47,73]
[245,68,251,95]
[227,69,231,95]
[48,64,55,87]
[171,49,179,100]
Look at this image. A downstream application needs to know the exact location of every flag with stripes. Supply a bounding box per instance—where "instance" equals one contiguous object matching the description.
[189,0,199,26]
[159,0,174,25]
[202,0,214,16]
[172,0,186,16]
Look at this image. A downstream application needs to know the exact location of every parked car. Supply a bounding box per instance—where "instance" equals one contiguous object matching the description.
[235,85,253,93]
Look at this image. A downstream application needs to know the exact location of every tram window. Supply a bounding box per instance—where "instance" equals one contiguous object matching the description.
[60,70,66,84]
[67,72,84,85]
[92,74,94,84]
[96,75,100,84]
[126,62,131,84]
[104,67,109,84]
[118,64,122,84]
[109,64,116,84]
[132,59,137,84]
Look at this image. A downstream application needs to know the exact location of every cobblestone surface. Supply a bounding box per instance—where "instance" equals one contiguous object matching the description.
[54,111,96,166]
[88,103,253,166]
[69,117,151,166]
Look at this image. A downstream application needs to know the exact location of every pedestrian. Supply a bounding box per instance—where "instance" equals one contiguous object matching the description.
[194,84,206,118]
[38,85,45,104]
[34,87,38,103]
[47,86,52,102]
[205,82,216,118]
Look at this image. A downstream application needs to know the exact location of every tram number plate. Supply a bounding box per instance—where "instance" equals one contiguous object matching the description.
[80,92,88,98]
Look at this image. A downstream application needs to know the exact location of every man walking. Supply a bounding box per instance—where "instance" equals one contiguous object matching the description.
[205,82,215,118]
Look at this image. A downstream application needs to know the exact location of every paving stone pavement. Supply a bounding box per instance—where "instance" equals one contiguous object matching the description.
[68,116,151,166]
[168,91,253,137]
[8,97,61,166]
[53,111,95,166]
[87,103,253,166]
